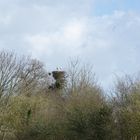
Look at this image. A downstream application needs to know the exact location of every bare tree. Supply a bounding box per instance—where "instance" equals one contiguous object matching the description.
[110,74,140,140]
[66,59,100,95]
[111,75,137,108]
[0,51,49,103]
[18,58,48,96]
[0,51,22,100]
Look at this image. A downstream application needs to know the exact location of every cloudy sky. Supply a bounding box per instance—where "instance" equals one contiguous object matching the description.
[0,0,140,90]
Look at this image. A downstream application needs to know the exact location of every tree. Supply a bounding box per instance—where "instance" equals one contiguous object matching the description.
[111,74,140,140]
[0,51,49,103]
[66,59,99,95]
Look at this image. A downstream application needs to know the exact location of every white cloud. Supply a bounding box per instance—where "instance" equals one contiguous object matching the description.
[0,0,140,90]
[25,18,88,59]
[63,20,85,43]
[0,15,12,25]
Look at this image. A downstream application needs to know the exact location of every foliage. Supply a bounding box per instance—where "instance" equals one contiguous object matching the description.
[0,51,140,140]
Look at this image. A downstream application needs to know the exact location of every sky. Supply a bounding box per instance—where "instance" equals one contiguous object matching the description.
[0,0,140,90]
